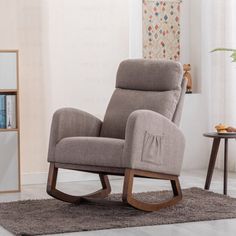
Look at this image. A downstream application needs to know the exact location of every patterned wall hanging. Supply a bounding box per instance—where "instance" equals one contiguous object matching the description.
[143,0,181,61]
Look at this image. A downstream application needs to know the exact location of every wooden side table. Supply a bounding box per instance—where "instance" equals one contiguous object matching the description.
[203,132,236,195]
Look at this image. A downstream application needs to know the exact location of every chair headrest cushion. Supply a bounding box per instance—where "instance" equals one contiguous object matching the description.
[116,59,183,91]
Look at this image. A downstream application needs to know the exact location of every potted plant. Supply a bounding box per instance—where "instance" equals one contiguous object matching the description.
[211,48,236,62]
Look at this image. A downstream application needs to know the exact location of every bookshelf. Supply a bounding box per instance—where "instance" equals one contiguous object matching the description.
[0,50,20,193]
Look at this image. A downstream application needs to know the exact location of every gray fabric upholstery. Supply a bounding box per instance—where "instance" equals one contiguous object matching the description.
[55,137,124,167]
[101,59,183,139]
[48,108,102,162]
[123,110,185,175]
[116,59,183,91]
[172,79,187,126]
[48,59,186,176]
[100,88,180,139]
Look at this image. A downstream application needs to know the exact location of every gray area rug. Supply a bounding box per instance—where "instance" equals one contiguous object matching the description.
[1,187,236,236]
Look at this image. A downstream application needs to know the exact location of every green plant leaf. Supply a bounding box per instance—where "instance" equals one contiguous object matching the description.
[211,48,236,62]
[231,52,236,62]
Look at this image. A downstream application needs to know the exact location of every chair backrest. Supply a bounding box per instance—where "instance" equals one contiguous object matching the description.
[100,59,185,139]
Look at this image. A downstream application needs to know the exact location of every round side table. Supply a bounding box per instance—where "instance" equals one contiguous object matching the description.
[203,132,236,195]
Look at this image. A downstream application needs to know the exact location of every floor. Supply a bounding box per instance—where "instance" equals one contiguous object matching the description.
[1,169,236,236]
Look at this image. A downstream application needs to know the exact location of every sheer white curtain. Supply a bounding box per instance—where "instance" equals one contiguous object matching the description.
[203,0,236,170]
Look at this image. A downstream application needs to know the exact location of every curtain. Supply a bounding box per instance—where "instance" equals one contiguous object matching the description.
[203,0,236,170]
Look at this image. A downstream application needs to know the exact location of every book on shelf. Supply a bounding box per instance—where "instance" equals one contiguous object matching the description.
[0,95,6,128]
[6,95,16,129]
[0,94,16,129]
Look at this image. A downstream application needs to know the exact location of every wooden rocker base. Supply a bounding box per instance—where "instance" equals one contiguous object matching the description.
[122,169,182,212]
[47,163,182,211]
[47,163,111,204]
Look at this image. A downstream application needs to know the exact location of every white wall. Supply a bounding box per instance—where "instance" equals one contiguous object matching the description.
[0,0,129,184]
[189,0,202,93]
[47,0,129,118]
[0,0,18,48]
[180,94,209,170]
[129,0,143,58]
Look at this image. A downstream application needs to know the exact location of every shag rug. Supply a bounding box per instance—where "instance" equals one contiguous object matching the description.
[1,187,236,236]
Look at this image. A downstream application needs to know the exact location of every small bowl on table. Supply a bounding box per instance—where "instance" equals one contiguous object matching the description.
[215,124,228,134]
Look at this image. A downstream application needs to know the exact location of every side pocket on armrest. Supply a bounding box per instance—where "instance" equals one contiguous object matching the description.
[141,131,163,165]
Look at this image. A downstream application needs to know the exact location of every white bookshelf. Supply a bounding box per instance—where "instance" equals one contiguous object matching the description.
[0,50,20,193]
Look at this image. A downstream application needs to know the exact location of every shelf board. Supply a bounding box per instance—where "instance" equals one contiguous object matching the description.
[0,89,18,93]
[0,128,18,132]
[0,189,20,193]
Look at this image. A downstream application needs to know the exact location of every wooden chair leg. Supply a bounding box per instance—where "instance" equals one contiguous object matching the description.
[122,169,182,212]
[47,163,111,204]
[171,178,182,197]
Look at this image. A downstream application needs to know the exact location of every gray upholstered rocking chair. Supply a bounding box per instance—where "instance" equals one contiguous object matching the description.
[47,59,186,212]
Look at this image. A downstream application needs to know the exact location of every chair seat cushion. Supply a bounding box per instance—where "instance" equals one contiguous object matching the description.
[54,137,125,167]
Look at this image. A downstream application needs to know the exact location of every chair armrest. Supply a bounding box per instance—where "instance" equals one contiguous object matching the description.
[48,108,102,162]
[123,110,185,175]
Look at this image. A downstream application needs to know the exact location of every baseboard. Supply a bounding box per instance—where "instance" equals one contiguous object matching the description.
[22,170,121,185]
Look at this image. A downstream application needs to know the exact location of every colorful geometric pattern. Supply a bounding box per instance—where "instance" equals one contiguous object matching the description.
[143,0,181,61]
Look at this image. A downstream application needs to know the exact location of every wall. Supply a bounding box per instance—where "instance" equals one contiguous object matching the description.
[180,94,209,170]
[0,1,18,48]
[182,0,210,169]
[189,0,202,93]
[18,0,51,183]
[0,0,129,184]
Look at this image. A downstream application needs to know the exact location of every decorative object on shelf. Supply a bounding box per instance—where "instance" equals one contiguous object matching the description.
[6,95,16,129]
[183,64,192,93]
[143,0,181,60]
[211,48,236,62]
[0,94,16,129]
[0,50,20,193]
[0,95,6,128]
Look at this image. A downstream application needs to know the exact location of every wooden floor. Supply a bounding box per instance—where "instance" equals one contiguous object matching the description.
[1,169,236,236]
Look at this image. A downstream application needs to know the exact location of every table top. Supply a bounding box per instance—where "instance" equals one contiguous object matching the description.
[203,132,236,139]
